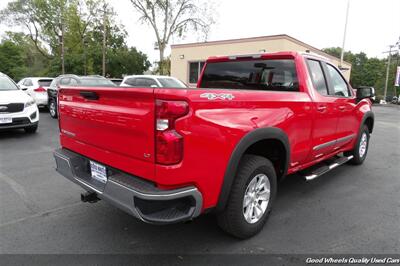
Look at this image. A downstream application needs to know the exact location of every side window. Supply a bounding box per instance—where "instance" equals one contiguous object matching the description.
[306,60,328,96]
[134,78,158,87]
[145,79,158,87]
[23,79,33,86]
[49,78,58,89]
[60,78,71,85]
[326,64,350,97]
[125,78,137,86]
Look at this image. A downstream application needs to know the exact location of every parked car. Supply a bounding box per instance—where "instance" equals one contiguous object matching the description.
[108,78,123,86]
[17,77,53,108]
[391,96,398,104]
[54,52,374,239]
[0,72,39,133]
[120,75,187,88]
[47,75,116,118]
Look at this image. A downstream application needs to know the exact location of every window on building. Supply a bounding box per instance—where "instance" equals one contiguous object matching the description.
[189,61,205,84]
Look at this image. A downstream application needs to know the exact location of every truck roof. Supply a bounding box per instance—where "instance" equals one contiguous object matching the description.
[206,51,331,64]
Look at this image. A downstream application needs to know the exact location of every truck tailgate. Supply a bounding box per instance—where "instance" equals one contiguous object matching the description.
[58,86,155,179]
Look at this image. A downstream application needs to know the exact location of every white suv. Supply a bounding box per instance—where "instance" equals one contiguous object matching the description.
[17,77,53,108]
[0,73,39,133]
[120,75,187,88]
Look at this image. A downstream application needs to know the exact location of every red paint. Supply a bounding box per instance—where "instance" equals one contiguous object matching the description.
[58,51,372,211]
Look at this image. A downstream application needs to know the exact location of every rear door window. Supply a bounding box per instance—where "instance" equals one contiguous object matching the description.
[200,59,299,91]
[23,79,33,86]
[306,59,329,96]
[135,78,158,87]
[157,78,186,88]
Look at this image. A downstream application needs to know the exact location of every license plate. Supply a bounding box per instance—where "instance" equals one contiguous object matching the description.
[0,117,12,124]
[90,161,107,184]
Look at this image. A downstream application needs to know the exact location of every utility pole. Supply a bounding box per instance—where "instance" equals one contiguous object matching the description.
[383,45,393,101]
[340,0,350,68]
[102,3,107,77]
[383,38,400,101]
[60,4,65,75]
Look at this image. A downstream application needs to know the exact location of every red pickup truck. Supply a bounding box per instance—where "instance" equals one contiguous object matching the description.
[54,51,374,239]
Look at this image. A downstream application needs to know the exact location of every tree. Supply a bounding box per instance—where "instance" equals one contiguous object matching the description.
[1,0,152,78]
[129,0,215,74]
[0,40,26,80]
[322,47,395,97]
[0,0,51,59]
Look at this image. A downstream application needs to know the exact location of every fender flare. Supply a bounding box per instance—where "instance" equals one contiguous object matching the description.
[360,111,374,134]
[216,127,290,212]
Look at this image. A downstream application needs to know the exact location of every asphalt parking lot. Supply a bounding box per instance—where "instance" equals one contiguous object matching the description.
[0,105,399,255]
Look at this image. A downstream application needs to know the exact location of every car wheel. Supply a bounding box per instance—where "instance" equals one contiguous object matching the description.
[345,125,370,165]
[217,155,277,239]
[49,99,58,118]
[24,124,38,134]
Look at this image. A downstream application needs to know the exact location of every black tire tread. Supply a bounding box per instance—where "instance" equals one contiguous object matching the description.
[217,155,276,239]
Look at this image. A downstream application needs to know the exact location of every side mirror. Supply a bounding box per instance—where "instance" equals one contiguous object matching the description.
[356,87,375,102]
[150,84,158,88]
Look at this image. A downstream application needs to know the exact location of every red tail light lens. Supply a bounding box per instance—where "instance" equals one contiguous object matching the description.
[155,100,189,165]
[34,87,46,92]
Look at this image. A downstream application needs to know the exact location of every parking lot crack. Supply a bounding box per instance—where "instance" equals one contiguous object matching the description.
[0,171,41,214]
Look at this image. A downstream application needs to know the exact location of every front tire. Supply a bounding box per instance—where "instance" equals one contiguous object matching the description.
[217,155,277,239]
[345,125,370,165]
[49,99,58,119]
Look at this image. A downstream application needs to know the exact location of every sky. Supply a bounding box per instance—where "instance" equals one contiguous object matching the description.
[0,0,399,64]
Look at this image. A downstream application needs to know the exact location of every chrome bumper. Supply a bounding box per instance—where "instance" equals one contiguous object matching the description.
[54,148,203,224]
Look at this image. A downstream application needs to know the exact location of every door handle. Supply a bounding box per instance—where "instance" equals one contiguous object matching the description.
[80,91,99,100]
[338,105,345,111]
[317,105,327,112]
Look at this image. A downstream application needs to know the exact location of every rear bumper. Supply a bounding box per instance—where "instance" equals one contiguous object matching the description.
[54,148,203,224]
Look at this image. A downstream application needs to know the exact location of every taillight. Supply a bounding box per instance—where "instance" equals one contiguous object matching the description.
[155,100,189,165]
[34,87,46,92]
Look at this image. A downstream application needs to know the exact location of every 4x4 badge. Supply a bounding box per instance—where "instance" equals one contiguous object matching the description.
[200,93,235,101]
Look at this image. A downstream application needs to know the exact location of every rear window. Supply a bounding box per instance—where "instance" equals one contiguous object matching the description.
[78,78,116,87]
[157,78,186,88]
[200,59,299,91]
[38,79,53,87]
[0,76,18,91]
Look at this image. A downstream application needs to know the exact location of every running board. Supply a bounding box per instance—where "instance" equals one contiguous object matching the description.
[304,155,354,181]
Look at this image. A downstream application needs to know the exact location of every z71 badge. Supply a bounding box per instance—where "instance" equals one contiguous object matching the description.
[200,93,235,100]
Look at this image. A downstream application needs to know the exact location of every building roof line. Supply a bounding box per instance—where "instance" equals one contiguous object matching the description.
[171,34,351,66]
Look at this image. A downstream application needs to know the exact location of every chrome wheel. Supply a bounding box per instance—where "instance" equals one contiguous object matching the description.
[359,132,368,158]
[243,174,270,224]
[49,101,56,117]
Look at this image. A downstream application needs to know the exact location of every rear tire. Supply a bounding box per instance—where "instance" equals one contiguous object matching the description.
[345,125,370,165]
[49,99,58,119]
[24,124,38,134]
[217,155,277,239]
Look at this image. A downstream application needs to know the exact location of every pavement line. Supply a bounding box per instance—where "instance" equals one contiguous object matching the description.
[0,172,40,214]
[0,201,82,229]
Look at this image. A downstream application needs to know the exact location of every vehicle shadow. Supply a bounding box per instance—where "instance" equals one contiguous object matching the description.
[74,167,353,254]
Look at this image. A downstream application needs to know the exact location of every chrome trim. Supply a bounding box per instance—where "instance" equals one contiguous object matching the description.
[313,140,336,151]
[53,149,203,224]
[305,155,354,181]
[313,134,356,151]
[336,134,356,144]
